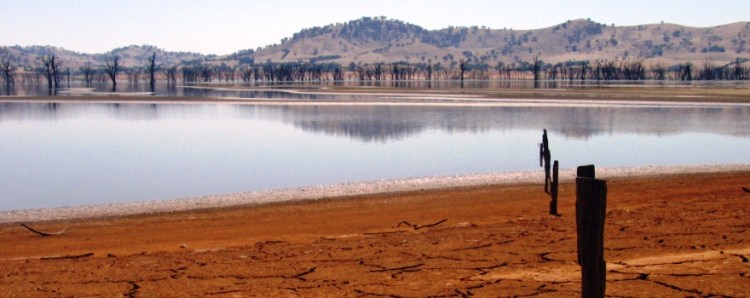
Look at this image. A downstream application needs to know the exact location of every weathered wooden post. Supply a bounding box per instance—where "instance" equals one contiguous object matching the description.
[575,165,607,298]
[549,160,559,215]
[541,129,551,194]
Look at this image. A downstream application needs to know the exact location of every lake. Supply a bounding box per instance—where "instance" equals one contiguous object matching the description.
[1,87,750,210]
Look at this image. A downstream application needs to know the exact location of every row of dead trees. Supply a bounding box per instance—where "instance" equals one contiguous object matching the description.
[1,53,158,93]
[537,57,749,81]
[3,56,749,91]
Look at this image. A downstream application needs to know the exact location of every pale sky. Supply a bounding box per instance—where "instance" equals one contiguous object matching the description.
[1,0,748,55]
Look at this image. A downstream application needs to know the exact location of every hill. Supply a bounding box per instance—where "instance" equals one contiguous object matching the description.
[0,45,205,71]
[1,17,749,71]
[253,17,750,66]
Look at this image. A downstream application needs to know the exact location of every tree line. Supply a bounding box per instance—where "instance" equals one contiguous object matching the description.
[2,53,749,93]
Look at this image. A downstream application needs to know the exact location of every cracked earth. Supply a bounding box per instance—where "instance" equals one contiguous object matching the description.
[1,171,748,297]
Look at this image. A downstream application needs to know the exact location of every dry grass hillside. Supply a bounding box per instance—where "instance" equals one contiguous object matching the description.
[2,17,749,71]
[253,17,750,66]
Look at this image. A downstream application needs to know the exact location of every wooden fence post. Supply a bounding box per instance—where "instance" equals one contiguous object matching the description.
[575,164,595,265]
[550,160,559,215]
[577,164,595,179]
[575,165,607,298]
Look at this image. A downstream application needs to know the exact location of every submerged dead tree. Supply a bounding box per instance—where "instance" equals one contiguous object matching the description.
[1,56,16,87]
[145,52,158,92]
[532,56,542,81]
[39,54,62,91]
[104,56,122,91]
[680,62,693,81]
[459,58,467,87]
[80,62,94,86]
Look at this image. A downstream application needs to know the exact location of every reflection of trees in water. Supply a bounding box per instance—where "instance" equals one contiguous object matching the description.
[258,105,750,142]
[2,103,750,142]
[298,119,423,142]
[0,102,161,123]
[262,105,496,142]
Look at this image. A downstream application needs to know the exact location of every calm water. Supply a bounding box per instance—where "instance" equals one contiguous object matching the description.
[1,99,750,210]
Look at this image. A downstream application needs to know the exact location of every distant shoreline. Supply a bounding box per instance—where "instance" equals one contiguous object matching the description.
[2,82,750,105]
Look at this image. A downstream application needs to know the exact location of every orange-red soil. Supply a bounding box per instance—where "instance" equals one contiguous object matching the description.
[1,171,749,297]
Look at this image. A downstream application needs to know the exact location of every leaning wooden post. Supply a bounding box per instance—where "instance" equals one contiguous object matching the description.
[541,129,551,194]
[575,165,607,298]
[549,160,559,215]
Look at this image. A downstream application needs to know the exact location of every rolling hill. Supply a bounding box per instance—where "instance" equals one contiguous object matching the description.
[1,17,749,71]
[253,17,750,66]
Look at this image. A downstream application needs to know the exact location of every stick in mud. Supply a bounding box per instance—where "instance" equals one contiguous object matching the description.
[550,160,559,216]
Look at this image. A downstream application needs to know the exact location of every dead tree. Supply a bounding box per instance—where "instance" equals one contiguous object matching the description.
[39,54,62,91]
[650,63,667,80]
[163,65,178,84]
[51,57,62,89]
[732,58,747,80]
[459,58,467,86]
[426,59,433,80]
[680,62,693,81]
[80,62,94,86]
[532,56,542,81]
[65,67,71,85]
[104,56,122,91]
[145,52,158,91]
[580,61,589,81]
[698,60,716,80]
[1,56,16,87]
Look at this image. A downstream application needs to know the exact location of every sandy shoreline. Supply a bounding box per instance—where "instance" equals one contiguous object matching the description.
[2,164,749,224]
[1,170,748,296]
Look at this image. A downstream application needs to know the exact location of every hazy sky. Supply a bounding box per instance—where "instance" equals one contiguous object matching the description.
[1,0,748,55]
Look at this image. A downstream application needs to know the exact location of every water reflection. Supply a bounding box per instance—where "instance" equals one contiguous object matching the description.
[2,101,750,210]
[3,103,750,142]
[245,104,750,141]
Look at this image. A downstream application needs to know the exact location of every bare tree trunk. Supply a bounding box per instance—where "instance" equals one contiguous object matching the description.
[459,59,466,86]
[39,55,60,92]
[105,56,121,91]
[1,56,16,87]
[532,56,541,81]
[146,52,157,92]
